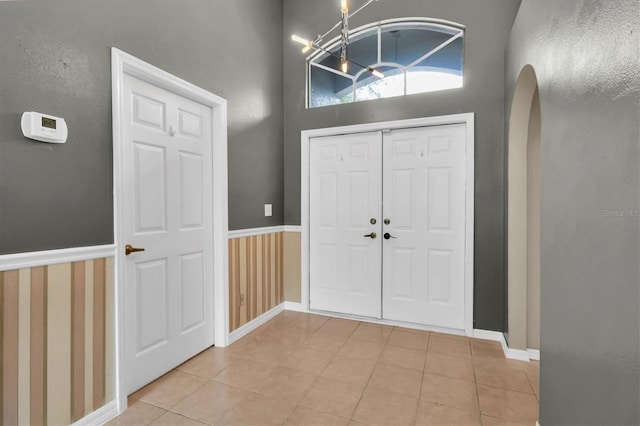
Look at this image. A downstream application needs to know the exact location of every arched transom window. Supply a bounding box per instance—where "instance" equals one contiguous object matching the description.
[307,18,465,108]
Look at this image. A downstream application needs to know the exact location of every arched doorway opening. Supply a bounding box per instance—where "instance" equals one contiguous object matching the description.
[507,65,541,352]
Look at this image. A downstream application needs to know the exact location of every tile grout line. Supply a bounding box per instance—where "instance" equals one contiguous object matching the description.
[346,324,394,423]
[413,330,431,425]
[283,317,357,422]
[470,340,484,422]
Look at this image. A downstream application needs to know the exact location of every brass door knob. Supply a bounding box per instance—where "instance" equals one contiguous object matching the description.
[125,244,145,256]
[363,232,377,239]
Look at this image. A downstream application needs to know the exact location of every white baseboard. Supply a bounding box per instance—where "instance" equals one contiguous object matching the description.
[228,303,285,345]
[283,301,307,312]
[71,399,118,426]
[472,329,510,356]
[505,346,532,361]
[472,329,538,362]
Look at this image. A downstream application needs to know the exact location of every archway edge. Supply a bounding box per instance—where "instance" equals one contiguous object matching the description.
[507,64,540,350]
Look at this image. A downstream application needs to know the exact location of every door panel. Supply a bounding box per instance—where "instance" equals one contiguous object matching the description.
[310,132,382,318]
[133,142,167,233]
[124,74,214,393]
[382,124,466,329]
[135,259,168,353]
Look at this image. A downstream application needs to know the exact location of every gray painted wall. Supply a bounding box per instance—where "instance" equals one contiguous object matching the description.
[0,0,284,255]
[506,1,640,423]
[283,0,522,331]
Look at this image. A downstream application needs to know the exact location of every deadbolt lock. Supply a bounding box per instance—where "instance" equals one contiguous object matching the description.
[384,218,391,225]
[370,218,377,225]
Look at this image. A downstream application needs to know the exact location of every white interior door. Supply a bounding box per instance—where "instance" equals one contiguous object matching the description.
[309,132,382,318]
[382,124,467,329]
[123,74,214,393]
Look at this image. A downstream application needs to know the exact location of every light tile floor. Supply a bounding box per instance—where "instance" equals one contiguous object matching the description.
[108,311,539,426]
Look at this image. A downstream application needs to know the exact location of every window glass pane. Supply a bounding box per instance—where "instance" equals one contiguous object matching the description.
[342,31,379,73]
[406,37,463,95]
[380,24,456,67]
[310,65,353,107]
[314,27,378,78]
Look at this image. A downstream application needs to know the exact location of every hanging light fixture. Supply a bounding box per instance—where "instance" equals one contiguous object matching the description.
[291,0,383,79]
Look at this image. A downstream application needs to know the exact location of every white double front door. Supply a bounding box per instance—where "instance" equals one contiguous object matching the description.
[310,124,467,330]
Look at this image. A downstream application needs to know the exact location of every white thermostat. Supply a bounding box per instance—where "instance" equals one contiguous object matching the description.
[21,112,68,144]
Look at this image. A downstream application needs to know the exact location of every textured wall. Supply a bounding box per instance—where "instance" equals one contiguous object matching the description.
[0,258,115,425]
[283,0,522,331]
[506,0,640,423]
[0,0,285,255]
[228,233,284,332]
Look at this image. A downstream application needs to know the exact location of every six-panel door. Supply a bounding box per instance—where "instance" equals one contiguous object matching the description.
[309,132,383,318]
[123,74,214,393]
[382,124,467,329]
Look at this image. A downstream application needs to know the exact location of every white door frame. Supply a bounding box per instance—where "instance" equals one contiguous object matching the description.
[301,113,475,335]
[111,48,229,414]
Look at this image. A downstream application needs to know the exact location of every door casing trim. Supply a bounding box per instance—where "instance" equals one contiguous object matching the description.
[111,48,229,415]
[300,113,475,335]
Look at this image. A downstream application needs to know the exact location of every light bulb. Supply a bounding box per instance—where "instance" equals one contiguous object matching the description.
[291,34,310,46]
[370,69,384,79]
[302,43,312,54]
[341,60,348,73]
[341,0,348,13]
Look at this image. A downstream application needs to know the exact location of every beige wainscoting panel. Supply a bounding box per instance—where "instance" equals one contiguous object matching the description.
[2,269,20,426]
[283,232,302,303]
[228,232,284,332]
[0,257,115,425]
[18,269,31,426]
[47,263,72,426]
[30,266,47,426]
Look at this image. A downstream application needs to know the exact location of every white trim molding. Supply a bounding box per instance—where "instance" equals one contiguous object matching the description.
[228,226,284,239]
[283,301,306,312]
[228,303,285,345]
[227,225,302,239]
[300,113,475,334]
[284,225,302,233]
[71,399,118,426]
[111,48,229,415]
[472,329,538,362]
[0,244,117,271]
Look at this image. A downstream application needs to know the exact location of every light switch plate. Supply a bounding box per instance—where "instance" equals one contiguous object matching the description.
[264,204,273,217]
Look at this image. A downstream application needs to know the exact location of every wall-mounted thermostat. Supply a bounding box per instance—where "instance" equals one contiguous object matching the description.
[21,112,68,144]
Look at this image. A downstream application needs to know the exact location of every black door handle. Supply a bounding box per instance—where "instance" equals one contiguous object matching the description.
[383,233,397,240]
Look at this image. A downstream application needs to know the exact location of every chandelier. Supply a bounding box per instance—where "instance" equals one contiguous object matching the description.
[291,0,384,79]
